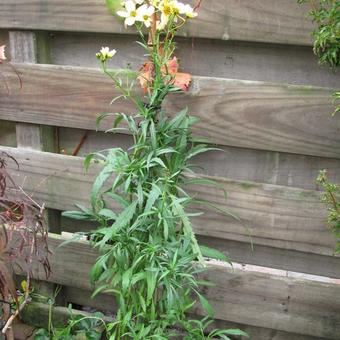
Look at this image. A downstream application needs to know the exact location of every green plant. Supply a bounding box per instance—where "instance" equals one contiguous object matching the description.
[299,1,340,252]
[332,90,340,114]
[316,170,340,254]
[298,0,340,69]
[298,0,340,113]
[35,305,106,340]
[63,0,248,339]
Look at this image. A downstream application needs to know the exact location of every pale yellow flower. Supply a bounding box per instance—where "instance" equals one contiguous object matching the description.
[136,4,155,28]
[178,3,198,18]
[96,47,117,62]
[117,0,139,26]
[157,0,180,29]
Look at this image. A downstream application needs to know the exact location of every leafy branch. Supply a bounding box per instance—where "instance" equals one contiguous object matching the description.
[61,0,248,339]
[298,0,340,69]
[316,170,340,254]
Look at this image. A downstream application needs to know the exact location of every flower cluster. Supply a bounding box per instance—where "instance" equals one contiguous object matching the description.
[117,0,198,29]
[96,47,117,62]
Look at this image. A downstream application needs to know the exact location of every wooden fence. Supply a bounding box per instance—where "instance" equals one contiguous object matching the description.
[1,0,340,339]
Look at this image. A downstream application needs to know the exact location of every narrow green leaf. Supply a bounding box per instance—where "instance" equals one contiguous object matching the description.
[200,245,231,263]
[105,192,130,208]
[98,208,117,220]
[223,329,249,337]
[61,210,93,221]
[145,184,161,213]
[91,166,112,209]
[96,112,114,129]
[197,293,214,318]
[172,196,205,265]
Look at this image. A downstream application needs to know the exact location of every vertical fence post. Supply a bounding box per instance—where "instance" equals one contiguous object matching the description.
[9,31,64,303]
[9,31,60,232]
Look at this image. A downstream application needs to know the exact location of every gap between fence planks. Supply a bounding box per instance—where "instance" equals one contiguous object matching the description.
[14,232,340,339]
[0,63,338,158]
[2,145,339,278]
[0,0,314,46]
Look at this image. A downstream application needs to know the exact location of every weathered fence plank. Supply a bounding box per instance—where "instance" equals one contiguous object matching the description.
[8,33,60,229]
[0,0,314,46]
[18,233,340,339]
[3,146,339,278]
[51,33,340,88]
[14,298,332,340]
[0,64,338,158]
[59,128,340,191]
[8,31,62,306]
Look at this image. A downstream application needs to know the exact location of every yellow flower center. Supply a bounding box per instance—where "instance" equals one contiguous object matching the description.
[163,5,171,16]
[172,7,179,15]
[130,10,137,17]
[143,14,149,20]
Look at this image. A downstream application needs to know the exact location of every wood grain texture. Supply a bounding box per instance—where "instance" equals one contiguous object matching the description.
[52,33,340,88]
[2,146,339,276]
[9,32,61,235]
[0,0,314,46]
[61,216,340,278]
[9,31,37,63]
[19,233,340,339]
[0,63,338,158]
[59,128,340,191]
[30,289,332,340]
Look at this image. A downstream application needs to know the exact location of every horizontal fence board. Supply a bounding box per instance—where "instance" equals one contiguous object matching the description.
[60,216,340,278]
[0,0,314,46]
[0,63,338,158]
[59,128,340,191]
[51,33,340,88]
[3,146,340,278]
[19,233,340,339]
[13,293,332,340]
[200,236,340,280]
[63,287,331,340]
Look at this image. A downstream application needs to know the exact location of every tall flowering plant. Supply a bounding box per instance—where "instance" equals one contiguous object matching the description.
[65,1,247,338]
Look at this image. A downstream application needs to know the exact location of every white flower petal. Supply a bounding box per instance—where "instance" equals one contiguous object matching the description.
[117,10,129,17]
[125,16,136,26]
[125,0,136,12]
[147,6,155,15]
[136,4,148,14]
[108,49,117,57]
